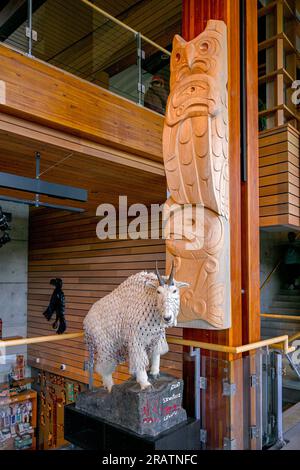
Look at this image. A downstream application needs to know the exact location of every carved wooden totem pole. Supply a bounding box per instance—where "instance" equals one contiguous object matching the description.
[163,20,231,329]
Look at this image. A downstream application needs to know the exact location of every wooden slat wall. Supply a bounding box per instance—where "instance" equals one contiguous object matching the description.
[259,123,300,227]
[27,208,183,385]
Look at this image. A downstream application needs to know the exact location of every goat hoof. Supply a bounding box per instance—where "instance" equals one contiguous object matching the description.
[149,372,160,380]
[140,382,152,391]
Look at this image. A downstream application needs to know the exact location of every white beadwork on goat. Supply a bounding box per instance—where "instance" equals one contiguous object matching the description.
[83,269,188,391]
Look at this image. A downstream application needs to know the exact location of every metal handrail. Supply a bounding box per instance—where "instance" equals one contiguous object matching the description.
[261,313,300,321]
[261,232,300,291]
[289,331,300,343]
[168,335,294,355]
[0,332,83,347]
[81,0,171,56]
[260,258,282,290]
[0,332,294,355]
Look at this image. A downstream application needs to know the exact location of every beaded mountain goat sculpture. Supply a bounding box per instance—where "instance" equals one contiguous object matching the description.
[83,264,188,391]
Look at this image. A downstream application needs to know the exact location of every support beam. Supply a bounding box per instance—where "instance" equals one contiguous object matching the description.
[0,171,87,201]
[181,0,260,450]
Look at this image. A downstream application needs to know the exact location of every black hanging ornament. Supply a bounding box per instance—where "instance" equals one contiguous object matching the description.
[43,278,66,334]
[0,206,11,248]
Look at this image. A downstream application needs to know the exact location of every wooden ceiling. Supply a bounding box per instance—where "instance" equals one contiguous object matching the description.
[0,119,166,211]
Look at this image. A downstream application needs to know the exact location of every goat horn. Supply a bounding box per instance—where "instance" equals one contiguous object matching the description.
[168,261,175,286]
[155,261,164,286]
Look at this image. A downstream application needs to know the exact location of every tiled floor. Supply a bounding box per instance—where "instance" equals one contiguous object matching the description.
[282,423,300,450]
[281,402,300,450]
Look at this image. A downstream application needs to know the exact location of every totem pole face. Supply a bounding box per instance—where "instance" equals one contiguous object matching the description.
[163,20,231,330]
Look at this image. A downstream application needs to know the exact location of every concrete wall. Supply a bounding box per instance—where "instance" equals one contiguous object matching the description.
[0,201,29,382]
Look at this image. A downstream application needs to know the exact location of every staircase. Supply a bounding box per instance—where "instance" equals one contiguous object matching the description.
[262,289,300,338]
[261,288,300,405]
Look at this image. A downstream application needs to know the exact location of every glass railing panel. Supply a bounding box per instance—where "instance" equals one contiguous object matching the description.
[241,350,264,450]
[141,38,170,114]
[261,348,285,449]
[0,0,29,53]
[200,354,231,450]
[0,0,177,113]
[30,0,139,104]
[183,349,270,450]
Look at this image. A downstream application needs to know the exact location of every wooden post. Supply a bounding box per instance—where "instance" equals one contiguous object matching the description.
[181,0,260,449]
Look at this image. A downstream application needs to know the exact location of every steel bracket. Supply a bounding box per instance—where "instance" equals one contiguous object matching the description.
[200,429,207,444]
[223,381,236,396]
[223,437,237,450]
[26,27,37,41]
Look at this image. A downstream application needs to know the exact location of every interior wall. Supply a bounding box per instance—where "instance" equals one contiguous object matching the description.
[27,207,183,385]
[0,201,29,382]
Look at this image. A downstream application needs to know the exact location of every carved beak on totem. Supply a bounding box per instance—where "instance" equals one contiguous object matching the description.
[186,42,195,70]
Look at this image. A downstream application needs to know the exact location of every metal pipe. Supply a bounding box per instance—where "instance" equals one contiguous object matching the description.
[0,195,85,213]
[189,347,201,420]
[167,334,294,355]
[0,171,87,201]
[260,259,282,290]
[261,313,300,321]
[0,332,295,355]
[88,345,95,391]
[136,32,143,106]
[256,349,263,450]
[274,353,286,449]
[35,151,40,207]
[28,0,33,56]
[0,332,84,347]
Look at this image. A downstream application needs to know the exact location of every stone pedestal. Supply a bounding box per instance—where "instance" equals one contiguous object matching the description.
[75,374,187,437]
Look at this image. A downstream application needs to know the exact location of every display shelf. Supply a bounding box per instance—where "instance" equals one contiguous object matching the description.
[0,388,37,450]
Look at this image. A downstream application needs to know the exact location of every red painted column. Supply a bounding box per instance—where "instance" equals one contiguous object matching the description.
[180,0,260,449]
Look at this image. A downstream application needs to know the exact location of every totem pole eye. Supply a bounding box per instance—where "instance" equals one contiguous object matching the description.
[175,52,181,62]
[199,41,209,52]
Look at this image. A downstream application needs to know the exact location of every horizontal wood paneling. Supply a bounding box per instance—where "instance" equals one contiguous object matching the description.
[0,43,163,161]
[259,124,300,227]
[27,208,182,385]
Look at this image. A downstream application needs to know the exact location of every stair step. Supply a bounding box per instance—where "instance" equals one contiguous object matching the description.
[269,306,300,314]
[261,319,300,329]
[274,295,300,302]
[261,318,300,339]
[283,378,300,391]
[272,301,300,309]
[279,289,300,296]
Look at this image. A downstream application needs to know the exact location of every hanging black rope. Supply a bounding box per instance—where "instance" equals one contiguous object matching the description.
[43,278,67,334]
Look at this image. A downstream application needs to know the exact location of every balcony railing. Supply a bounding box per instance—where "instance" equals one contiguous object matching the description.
[0,0,173,115]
